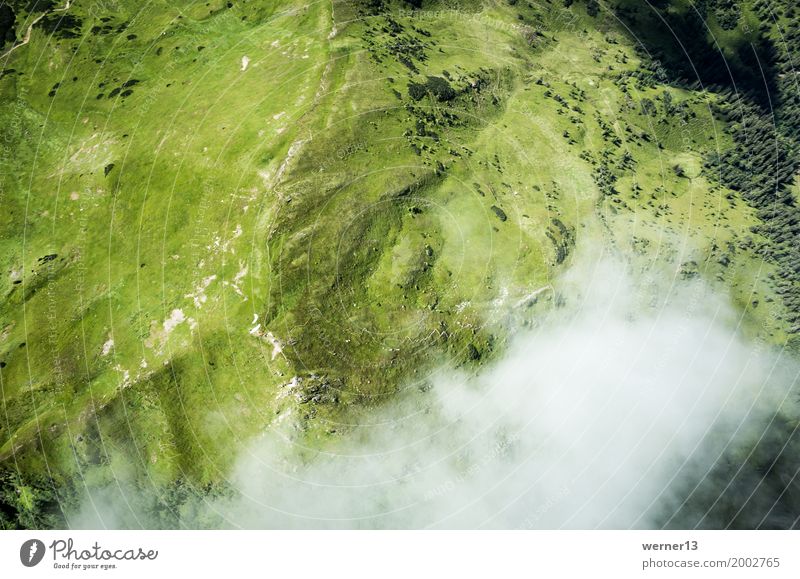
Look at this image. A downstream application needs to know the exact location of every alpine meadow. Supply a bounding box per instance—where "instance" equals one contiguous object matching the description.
[2,0,800,529]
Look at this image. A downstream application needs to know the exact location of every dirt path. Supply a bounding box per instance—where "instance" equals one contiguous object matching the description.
[1,0,72,60]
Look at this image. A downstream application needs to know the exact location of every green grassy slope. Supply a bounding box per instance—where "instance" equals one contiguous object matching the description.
[0,0,796,527]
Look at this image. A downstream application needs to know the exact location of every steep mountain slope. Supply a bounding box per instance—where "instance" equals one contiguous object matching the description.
[0,0,798,528]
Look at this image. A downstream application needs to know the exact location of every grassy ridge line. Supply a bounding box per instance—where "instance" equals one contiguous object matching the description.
[259,0,560,412]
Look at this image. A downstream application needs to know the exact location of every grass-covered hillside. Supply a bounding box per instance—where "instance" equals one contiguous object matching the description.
[1,0,799,528]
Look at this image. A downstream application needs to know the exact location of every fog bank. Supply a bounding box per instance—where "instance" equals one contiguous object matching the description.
[206,260,800,528]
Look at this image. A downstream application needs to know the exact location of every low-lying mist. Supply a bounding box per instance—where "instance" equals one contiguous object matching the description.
[72,257,800,529]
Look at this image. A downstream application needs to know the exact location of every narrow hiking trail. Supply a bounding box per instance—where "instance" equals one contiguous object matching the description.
[1,0,72,60]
